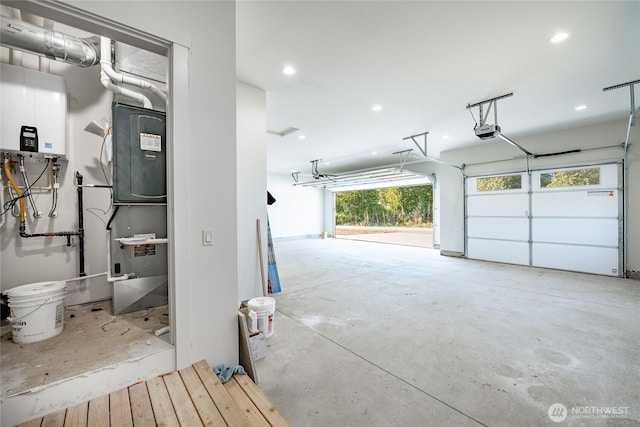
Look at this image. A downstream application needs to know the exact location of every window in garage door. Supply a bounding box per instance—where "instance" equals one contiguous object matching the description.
[466,163,622,276]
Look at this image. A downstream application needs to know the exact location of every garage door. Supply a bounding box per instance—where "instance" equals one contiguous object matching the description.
[466,163,622,276]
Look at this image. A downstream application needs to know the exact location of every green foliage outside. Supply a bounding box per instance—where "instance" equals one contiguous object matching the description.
[477,174,522,191]
[540,168,599,188]
[335,185,433,227]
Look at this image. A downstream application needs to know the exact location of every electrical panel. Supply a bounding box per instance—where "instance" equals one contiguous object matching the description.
[0,63,68,158]
[112,103,167,204]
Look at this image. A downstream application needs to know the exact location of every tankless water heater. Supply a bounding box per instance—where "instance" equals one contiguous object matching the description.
[0,63,68,158]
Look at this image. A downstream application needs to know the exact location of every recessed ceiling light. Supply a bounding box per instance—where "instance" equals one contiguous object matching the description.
[371,104,383,112]
[282,65,297,75]
[325,161,331,165]
[550,32,569,44]
[575,105,587,111]
[298,134,306,140]
[442,134,450,139]
[372,151,378,155]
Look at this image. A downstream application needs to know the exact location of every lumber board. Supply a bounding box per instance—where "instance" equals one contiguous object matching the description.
[128,382,156,427]
[146,376,180,427]
[238,311,258,384]
[41,410,66,427]
[64,402,88,427]
[224,377,270,427]
[192,360,250,427]
[16,419,43,427]
[162,371,203,427]
[179,366,227,426]
[87,394,109,427]
[234,374,290,427]
[110,388,134,427]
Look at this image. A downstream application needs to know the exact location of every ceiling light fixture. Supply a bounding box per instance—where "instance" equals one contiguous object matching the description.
[371,104,383,112]
[298,134,306,140]
[282,65,297,75]
[575,105,587,111]
[550,32,569,44]
[372,151,378,155]
[442,134,450,139]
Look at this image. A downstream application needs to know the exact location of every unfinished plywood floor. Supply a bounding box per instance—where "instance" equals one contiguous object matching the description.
[1,300,172,398]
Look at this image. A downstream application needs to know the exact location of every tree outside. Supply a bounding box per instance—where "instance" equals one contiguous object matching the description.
[335,185,433,227]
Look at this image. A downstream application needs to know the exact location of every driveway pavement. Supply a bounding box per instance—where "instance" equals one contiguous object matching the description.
[335,225,433,248]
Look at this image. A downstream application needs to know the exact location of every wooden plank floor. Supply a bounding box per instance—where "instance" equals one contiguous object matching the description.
[16,360,289,427]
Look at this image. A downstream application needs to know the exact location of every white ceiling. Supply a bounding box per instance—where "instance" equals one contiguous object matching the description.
[236,1,640,178]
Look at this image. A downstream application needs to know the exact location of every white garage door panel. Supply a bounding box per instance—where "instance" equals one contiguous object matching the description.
[532,218,619,246]
[466,163,622,276]
[467,239,529,265]
[532,243,619,276]
[467,193,528,217]
[468,217,529,240]
[532,190,618,217]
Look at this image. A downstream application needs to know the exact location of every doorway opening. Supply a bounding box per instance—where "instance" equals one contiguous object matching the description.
[334,184,434,248]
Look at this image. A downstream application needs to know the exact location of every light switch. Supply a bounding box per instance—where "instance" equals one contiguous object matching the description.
[202,229,213,246]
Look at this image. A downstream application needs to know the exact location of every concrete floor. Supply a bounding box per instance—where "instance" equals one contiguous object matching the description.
[257,238,640,427]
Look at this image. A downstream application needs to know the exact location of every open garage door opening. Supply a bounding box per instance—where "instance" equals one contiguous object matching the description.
[334,184,435,248]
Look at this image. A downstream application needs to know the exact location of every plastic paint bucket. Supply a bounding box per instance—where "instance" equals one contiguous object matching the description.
[248,296,275,339]
[5,281,66,344]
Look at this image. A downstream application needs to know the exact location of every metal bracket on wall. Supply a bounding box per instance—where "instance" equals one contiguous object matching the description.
[392,149,413,170]
[466,92,513,128]
[603,78,640,127]
[402,131,465,177]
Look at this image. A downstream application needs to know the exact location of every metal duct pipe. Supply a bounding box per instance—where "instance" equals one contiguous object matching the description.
[0,15,99,67]
[8,8,23,66]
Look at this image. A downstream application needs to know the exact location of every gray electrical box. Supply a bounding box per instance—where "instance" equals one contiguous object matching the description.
[112,103,166,204]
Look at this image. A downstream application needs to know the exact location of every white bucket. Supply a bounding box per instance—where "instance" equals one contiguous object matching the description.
[5,281,66,344]
[248,297,275,339]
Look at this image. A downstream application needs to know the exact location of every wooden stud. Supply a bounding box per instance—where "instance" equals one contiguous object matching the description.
[178,366,226,426]
[234,374,290,427]
[162,371,203,426]
[64,402,88,427]
[16,419,43,427]
[224,377,270,427]
[146,376,180,427]
[41,410,66,427]
[87,394,109,427]
[109,388,133,427]
[192,360,250,427]
[128,382,156,427]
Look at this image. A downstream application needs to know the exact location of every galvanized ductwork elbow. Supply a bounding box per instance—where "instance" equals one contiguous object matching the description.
[1,15,100,67]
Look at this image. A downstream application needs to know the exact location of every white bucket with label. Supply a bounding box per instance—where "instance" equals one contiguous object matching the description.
[248,297,275,339]
[5,281,66,344]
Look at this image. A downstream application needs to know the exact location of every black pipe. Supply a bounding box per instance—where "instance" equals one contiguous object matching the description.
[20,228,81,239]
[533,149,582,159]
[76,172,86,277]
[106,205,120,231]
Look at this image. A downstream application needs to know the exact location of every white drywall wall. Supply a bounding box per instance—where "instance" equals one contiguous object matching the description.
[266,173,325,238]
[439,117,640,274]
[237,82,267,302]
